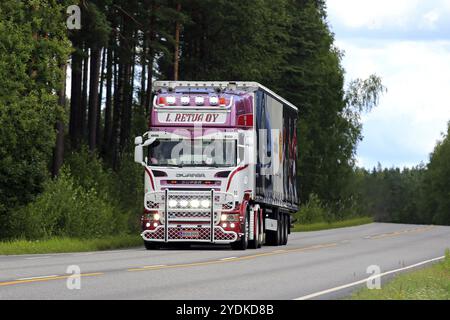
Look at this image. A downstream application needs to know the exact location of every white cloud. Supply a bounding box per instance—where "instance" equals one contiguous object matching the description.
[420,10,440,30]
[327,0,450,40]
[327,0,450,168]
[339,39,450,168]
[327,0,420,29]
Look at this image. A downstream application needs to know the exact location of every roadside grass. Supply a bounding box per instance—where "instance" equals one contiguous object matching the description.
[0,235,142,255]
[351,251,450,300]
[293,216,373,232]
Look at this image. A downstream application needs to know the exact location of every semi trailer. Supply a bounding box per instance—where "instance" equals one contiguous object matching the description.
[134,81,298,250]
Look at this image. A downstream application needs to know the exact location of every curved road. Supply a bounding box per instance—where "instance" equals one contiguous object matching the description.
[0,223,449,300]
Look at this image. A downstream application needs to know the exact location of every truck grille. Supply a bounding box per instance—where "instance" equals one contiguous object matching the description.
[142,227,237,242]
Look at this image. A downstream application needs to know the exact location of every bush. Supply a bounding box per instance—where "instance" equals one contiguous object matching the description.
[10,169,128,239]
[295,193,329,224]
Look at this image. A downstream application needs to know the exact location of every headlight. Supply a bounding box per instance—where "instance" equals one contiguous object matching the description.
[153,214,161,221]
[220,214,239,222]
[190,199,200,208]
[179,200,189,207]
[168,200,178,208]
[201,200,211,208]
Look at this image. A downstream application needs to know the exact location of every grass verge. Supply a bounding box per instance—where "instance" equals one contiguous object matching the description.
[0,235,142,255]
[351,251,450,300]
[293,216,374,232]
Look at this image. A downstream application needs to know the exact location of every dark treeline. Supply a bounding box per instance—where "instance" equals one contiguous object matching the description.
[2,0,447,241]
[352,123,450,226]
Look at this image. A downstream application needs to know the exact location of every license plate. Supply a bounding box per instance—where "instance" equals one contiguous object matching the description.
[181,231,199,238]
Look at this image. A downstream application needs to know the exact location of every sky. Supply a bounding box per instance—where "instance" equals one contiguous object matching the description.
[326,0,450,169]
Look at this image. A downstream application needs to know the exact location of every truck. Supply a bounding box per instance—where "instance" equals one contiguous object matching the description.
[134,81,298,250]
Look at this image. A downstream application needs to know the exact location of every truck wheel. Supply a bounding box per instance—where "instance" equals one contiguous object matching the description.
[277,213,283,246]
[248,210,260,249]
[282,214,288,245]
[266,210,281,246]
[231,211,249,251]
[144,241,160,250]
[257,213,263,248]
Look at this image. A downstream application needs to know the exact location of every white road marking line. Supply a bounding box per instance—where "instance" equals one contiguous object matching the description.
[220,257,238,261]
[294,256,446,300]
[16,275,59,281]
[24,256,51,260]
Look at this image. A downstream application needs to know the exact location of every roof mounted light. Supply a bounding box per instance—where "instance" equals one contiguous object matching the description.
[195,97,205,106]
[210,96,219,106]
[166,96,176,105]
[181,96,190,106]
[158,96,166,107]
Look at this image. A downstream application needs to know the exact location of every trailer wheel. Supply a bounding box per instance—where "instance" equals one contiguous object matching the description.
[231,210,249,251]
[277,213,283,246]
[144,241,160,250]
[282,214,288,245]
[266,209,281,246]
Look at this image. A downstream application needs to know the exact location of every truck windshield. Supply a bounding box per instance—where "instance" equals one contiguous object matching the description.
[148,139,237,167]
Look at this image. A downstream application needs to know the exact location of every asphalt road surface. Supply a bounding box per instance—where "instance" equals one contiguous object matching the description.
[0,223,449,300]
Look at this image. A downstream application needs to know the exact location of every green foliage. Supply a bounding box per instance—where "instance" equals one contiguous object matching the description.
[349,122,450,227]
[176,0,290,84]
[351,252,450,300]
[346,74,387,113]
[295,194,328,224]
[0,0,71,237]
[9,169,127,239]
[423,123,450,225]
[0,235,141,255]
[293,216,373,233]
[6,146,144,240]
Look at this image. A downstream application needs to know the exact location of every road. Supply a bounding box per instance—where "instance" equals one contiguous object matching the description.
[0,223,449,300]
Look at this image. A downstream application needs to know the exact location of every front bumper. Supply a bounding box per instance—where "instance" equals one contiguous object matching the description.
[141,226,238,243]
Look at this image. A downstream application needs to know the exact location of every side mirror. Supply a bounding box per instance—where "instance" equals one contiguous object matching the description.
[134,137,156,166]
[135,136,143,145]
[134,144,144,165]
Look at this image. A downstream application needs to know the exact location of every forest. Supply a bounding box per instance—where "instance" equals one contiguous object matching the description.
[0,0,449,241]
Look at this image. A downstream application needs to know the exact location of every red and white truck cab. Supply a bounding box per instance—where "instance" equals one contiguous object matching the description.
[134,81,299,250]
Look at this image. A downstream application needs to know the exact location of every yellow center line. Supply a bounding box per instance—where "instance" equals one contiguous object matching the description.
[0,242,339,286]
[0,273,104,287]
[127,242,338,272]
[367,226,435,240]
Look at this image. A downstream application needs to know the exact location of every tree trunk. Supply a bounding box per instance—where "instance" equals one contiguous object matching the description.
[88,46,101,151]
[119,24,134,153]
[97,48,106,148]
[111,51,124,170]
[81,46,89,141]
[173,2,182,81]
[140,35,147,110]
[103,46,113,154]
[145,0,157,115]
[69,46,83,147]
[52,63,67,177]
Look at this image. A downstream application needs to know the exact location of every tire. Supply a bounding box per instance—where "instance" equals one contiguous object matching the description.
[248,210,260,249]
[257,213,263,248]
[277,214,283,246]
[231,210,249,251]
[144,241,160,250]
[282,214,288,245]
[266,209,281,246]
